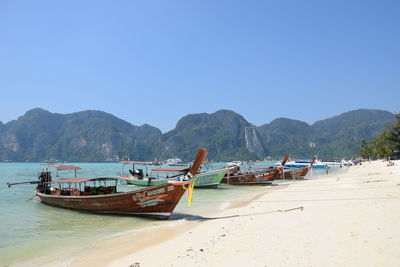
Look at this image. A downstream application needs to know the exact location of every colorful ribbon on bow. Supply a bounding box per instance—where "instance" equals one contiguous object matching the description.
[277,165,285,179]
[182,177,197,207]
[308,165,313,176]
[187,179,195,207]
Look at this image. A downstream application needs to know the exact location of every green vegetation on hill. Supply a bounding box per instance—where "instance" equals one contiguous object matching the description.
[0,108,162,162]
[258,109,395,159]
[359,114,400,158]
[160,110,263,161]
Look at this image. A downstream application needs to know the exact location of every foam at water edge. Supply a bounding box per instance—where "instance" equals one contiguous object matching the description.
[50,255,78,267]
[8,248,80,267]
[219,201,230,210]
[107,220,186,238]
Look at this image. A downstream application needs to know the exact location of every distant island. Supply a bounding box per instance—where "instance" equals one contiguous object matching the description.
[0,108,395,162]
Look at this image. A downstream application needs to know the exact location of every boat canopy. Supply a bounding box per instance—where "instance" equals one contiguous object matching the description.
[45,164,82,170]
[51,177,118,183]
[151,168,189,172]
[121,161,154,165]
[295,159,313,163]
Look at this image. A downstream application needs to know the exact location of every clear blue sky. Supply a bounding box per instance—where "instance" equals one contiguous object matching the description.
[0,0,399,132]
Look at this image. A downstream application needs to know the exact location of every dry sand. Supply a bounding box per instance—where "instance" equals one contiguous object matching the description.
[70,160,400,267]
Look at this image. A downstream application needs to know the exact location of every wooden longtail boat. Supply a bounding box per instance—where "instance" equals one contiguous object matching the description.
[35,177,186,219]
[221,168,277,185]
[221,154,289,185]
[8,148,208,219]
[150,167,228,188]
[117,170,169,186]
[284,158,326,169]
[191,168,227,188]
[276,156,316,180]
[117,161,169,186]
[42,163,81,177]
[282,167,309,179]
[125,177,168,186]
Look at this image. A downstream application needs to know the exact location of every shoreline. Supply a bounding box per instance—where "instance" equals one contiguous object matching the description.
[67,181,285,267]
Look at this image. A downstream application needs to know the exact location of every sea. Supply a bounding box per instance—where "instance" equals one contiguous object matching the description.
[0,162,333,266]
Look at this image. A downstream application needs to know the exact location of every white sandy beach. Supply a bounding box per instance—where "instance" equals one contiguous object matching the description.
[69,160,400,267]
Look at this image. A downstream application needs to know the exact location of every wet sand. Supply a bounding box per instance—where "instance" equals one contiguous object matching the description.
[69,160,400,267]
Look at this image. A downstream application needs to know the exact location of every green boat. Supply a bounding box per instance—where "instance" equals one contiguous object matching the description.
[117,161,168,186]
[192,168,228,188]
[121,165,227,188]
[121,168,227,188]
[125,177,168,186]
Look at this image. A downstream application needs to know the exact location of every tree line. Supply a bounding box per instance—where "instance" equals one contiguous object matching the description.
[359,114,400,159]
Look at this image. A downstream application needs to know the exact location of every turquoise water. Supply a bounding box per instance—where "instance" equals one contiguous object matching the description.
[0,162,331,266]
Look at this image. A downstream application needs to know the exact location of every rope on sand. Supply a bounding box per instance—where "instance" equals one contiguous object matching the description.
[278,206,304,212]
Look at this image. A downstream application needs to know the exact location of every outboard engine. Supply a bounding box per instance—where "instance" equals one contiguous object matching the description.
[129,169,144,180]
[134,169,144,180]
[37,171,52,193]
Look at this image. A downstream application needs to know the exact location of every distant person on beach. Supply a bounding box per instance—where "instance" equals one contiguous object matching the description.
[325,165,330,175]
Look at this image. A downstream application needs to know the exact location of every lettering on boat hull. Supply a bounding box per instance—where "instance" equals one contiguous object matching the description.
[132,192,146,202]
[132,188,169,208]
[138,198,165,208]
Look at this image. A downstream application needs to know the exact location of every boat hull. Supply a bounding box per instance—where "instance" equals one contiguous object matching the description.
[126,178,168,186]
[36,182,186,219]
[221,169,278,185]
[193,169,228,188]
[285,163,325,169]
[276,167,310,180]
